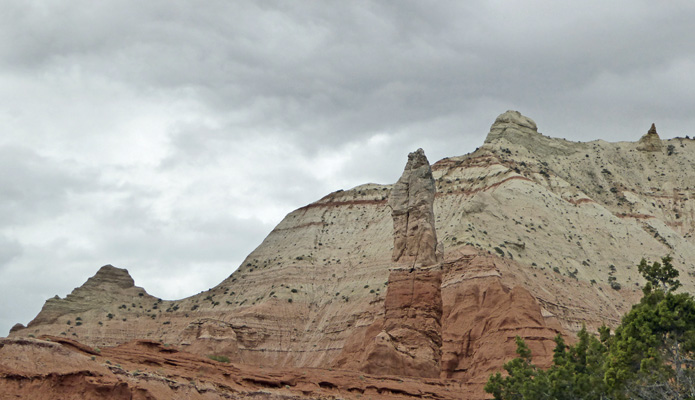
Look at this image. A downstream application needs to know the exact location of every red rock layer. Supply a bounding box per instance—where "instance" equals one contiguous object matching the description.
[0,336,477,400]
[337,252,562,391]
[342,267,443,378]
[441,255,561,384]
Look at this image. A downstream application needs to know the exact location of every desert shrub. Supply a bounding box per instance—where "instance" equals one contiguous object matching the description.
[208,355,230,363]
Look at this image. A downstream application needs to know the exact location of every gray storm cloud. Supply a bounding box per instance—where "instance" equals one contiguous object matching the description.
[1,1,695,334]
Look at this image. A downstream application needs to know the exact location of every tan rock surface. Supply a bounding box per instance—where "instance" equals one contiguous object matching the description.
[389,148,439,266]
[637,123,663,151]
[10,110,695,398]
[484,110,538,143]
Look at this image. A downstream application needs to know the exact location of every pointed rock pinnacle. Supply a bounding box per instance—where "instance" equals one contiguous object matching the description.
[388,148,439,267]
[637,123,662,152]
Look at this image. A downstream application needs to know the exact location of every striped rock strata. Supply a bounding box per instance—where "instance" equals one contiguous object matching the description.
[11,110,695,397]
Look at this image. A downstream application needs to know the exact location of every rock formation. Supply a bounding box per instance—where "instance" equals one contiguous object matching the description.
[484,110,538,143]
[336,267,444,378]
[334,149,445,378]
[0,335,475,400]
[334,250,562,385]
[82,264,136,289]
[637,123,663,151]
[334,145,561,382]
[10,110,695,399]
[440,254,561,383]
[388,148,439,267]
[27,265,154,328]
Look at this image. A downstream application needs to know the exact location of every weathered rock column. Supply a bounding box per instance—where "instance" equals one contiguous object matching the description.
[367,148,443,377]
[388,148,439,267]
[360,267,443,378]
[332,148,444,378]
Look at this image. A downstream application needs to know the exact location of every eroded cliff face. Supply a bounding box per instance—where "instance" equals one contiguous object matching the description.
[335,249,562,386]
[334,149,560,385]
[25,265,161,345]
[439,253,561,384]
[11,110,695,398]
[335,267,443,378]
[0,336,476,400]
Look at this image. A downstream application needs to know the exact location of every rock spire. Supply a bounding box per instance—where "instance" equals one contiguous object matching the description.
[637,123,662,152]
[388,148,439,267]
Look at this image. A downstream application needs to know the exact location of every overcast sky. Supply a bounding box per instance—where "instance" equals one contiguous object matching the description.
[2,1,695,335]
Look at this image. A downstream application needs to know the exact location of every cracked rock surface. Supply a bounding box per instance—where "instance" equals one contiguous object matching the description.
[389,148,439,267]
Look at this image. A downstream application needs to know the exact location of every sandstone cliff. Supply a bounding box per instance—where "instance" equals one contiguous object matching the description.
[10,110,695,398]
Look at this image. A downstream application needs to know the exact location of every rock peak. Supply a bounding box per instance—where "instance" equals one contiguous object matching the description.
[388,148,439,267]
[485,110,538,143]
[9,323,25,333]
[407,148,429,169]
[84,265,135,289]
[637,122,662,152]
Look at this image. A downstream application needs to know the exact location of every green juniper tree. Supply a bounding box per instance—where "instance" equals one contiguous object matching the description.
[485,336,551,399]
[485,327,608,400]
[486,255,695,400]
[606,256,695,399]
[637,255,681,293]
